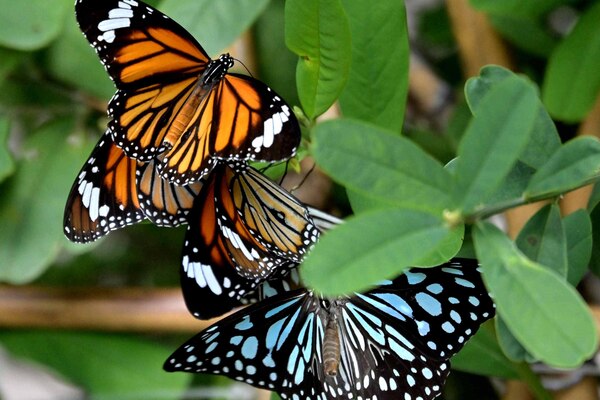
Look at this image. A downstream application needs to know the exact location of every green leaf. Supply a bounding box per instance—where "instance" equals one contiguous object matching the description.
[515,204,567,277]
[254,1,299,107]
[473,222,597,367]
[589,182,600,211]
[469,0,565,17]
[564,210,592,286]
[46,9,115,101]
[0,0,71,50]
[454,75,539,215]
[465,65,561,170]
[301,209,461,295]
[346,189,393,213]
[285,0,351,118]
[525,136,600,200]
[452,323,519,379]
[495,316,530,362]
[312,119,452,213]
[489,14,557,58]
[542,1,600,122]
[0,47,23,86]
[0,119,92,283]
[338,0,409,133]
[0,117,14,183]
[0,331,191,398]
[588,205,600,277]
[160,0,270,55]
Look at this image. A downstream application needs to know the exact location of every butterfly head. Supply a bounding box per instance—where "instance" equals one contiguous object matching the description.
[202,54,234,86]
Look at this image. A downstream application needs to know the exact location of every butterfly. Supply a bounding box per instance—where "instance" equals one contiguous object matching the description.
[180,161,330,319]
[165,258,495,400]
[64,132,202,243]
[75,0,301,185]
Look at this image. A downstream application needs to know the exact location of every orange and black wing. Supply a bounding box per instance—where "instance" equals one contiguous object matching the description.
[159,74,301,185]
[75,0,210,161]
[64,134,144,243]
[226,162,319,262]
[136,159,203,227]
[64,133,203,243]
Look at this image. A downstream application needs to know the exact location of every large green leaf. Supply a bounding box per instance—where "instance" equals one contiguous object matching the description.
[525,136,600,200]
[160,0,270,55]
[0,117,14,183]
[0,0,71,50]
[474,222,597,367]
[454,76,538,215]
[301,209,461,295]
[465,66,560,171]
[564,210,592,286]
[515,204,567,277]
[0,331,191,399]
[542,1,600,122]
[46,10,115,102]
[0,119,91,283]
[338,0,409,133]
[311,119,452,213]
[285,0,351,118]
[451,324,519,379]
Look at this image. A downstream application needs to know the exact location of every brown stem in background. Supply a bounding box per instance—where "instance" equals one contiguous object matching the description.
[0,286,212,333]
[560,94,600,215]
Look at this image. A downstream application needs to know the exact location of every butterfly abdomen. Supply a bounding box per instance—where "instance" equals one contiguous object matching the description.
[323,315,341,377]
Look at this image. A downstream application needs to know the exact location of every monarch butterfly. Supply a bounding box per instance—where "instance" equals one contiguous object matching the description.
[180,161,326,319]
[64,132,202,243]
[75,0,301,185]
[165,259,496,400]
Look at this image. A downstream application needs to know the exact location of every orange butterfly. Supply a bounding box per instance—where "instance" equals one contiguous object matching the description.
[75,0,301,184]
[64,131,202,243]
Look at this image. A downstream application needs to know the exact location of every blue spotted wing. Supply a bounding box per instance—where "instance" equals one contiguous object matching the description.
[165,258,495,400]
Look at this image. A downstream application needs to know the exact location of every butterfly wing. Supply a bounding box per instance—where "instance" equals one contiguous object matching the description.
[158,74,301,184]
[75,0,209,161]
[164,289,328,397]
[225,163,320,262]
[166,259,495,400]
[179,163,292,319]
[136,160,202,226]
[331,258,495,399]
[63,134,144,243]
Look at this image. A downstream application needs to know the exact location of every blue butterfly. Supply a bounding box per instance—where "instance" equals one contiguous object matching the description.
[165,258,495,400]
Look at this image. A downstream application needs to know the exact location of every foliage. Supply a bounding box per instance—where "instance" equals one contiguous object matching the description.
[1,0,600,398]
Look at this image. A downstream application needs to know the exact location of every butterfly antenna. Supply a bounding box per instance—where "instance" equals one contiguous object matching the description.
[234,57,255,78]
[290,162,316,194]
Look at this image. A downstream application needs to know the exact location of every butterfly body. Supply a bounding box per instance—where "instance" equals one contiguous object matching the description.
[165,259,495,400]
[76,0,301,184]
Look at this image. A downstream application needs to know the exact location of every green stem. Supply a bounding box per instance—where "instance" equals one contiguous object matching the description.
[513,362,553,400]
